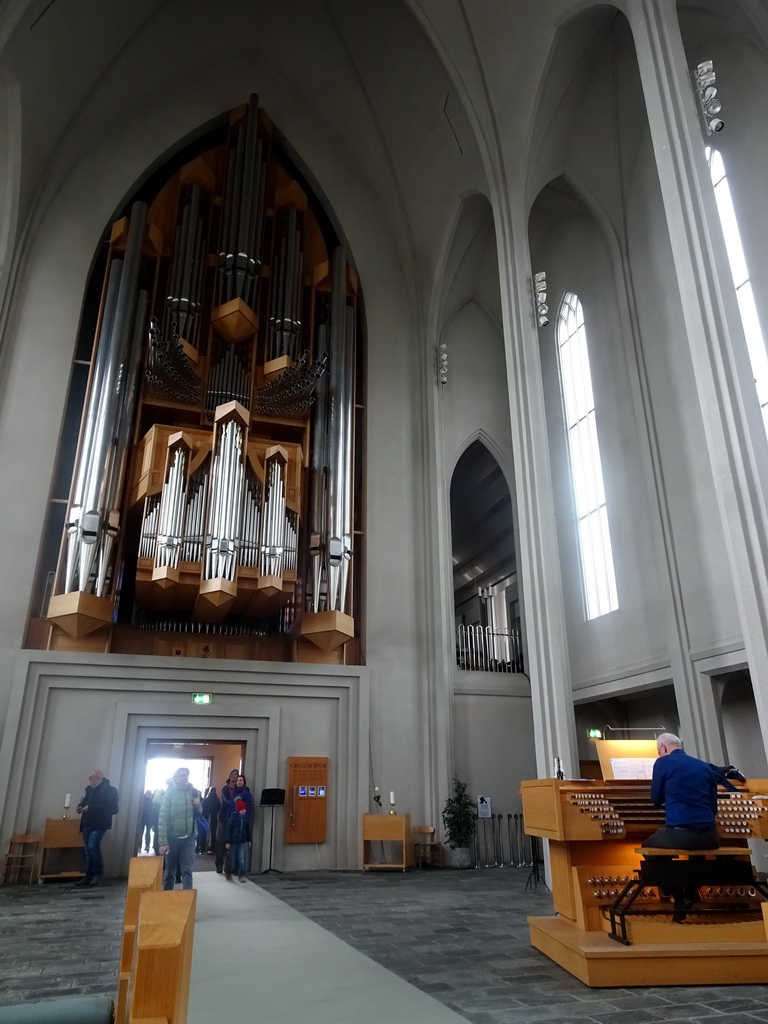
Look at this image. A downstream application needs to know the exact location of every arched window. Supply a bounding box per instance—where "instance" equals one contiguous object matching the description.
[556,293,618,619]
[707,148,768,436]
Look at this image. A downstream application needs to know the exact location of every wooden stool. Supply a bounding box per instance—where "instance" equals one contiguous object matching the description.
[3,834,41,884]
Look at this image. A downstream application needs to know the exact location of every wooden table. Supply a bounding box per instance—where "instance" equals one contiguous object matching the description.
[362,813,413,871]
[39,817,85,882]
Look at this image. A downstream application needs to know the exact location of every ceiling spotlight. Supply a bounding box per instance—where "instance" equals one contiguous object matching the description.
[533,271,549,328]
[692,59,724,135]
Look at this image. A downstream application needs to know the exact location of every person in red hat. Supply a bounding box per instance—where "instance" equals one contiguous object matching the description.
[224,798,252,882]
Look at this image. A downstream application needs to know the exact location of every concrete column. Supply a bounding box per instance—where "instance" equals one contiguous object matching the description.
[493,194,579,780]
[625,0,768,759]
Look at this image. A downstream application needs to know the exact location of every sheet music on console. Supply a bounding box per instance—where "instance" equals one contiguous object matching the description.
[609,757,656,780]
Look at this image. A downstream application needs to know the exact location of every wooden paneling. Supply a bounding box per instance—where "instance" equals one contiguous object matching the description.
[285,757,328,844]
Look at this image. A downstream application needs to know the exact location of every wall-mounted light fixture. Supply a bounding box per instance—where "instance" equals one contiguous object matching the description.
[438,342,448,385]
[533,271,549,327]
[693,60,724,135]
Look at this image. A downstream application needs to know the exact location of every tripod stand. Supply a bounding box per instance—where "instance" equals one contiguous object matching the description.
[259,788,285,874]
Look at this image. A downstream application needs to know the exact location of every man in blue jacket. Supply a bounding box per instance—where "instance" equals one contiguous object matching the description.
[642,733,720,918]
[642,733,720,850]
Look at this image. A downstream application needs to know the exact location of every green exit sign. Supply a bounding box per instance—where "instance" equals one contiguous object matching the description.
[192,693,212,705]
[587,728,602,739]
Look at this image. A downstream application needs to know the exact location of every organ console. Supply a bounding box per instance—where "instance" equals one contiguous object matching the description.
[521,773,768,986]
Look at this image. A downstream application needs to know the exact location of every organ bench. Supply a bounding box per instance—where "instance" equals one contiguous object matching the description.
[521,777,768,987]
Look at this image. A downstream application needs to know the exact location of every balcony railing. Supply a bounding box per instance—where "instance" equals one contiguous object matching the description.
[456,624,524,673]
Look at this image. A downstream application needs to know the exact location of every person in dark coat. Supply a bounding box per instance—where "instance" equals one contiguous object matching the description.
[215,769,240,873]
[75,769,119,886]
[201,787,220,853]
[231,774,253,820]
[224,798,252,881]
[139,789,155,853]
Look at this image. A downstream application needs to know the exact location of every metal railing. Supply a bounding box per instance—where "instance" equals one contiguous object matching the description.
[456,624,524,673]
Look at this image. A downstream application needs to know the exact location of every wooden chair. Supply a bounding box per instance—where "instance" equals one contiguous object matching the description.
[3,833,41,884]
[413,825,441,868]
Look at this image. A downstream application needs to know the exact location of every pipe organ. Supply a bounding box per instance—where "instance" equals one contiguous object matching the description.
[521,777,768,987]
[43,95,361,662]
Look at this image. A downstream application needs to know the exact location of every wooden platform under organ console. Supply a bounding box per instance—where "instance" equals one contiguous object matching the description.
[521,777,768,986]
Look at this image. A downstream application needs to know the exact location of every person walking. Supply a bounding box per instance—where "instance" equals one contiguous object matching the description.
[215,769,239,873]
[232,774,253,820]
[224,798,252,882]
[139,789,155,853]
[157,767,202,890]
[75,769,119,887]
[201,787,220,853]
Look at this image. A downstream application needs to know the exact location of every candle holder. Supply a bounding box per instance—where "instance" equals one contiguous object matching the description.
[61,810,70,819]
[389,801,397,816]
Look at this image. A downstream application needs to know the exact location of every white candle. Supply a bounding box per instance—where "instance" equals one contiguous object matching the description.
[389,791,395,804]
[64,793,71,808]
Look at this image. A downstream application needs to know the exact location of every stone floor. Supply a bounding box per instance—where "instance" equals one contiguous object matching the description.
[2,868,768,1023]
[256,869,768,1024]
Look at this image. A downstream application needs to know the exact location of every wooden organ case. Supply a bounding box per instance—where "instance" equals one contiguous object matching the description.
[37,95,362,664]
[521,777,768,987]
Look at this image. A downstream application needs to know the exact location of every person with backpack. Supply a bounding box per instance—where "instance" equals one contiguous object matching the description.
[157,766,202,890]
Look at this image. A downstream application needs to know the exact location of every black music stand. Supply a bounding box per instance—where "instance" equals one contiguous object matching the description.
[260,788,285,874]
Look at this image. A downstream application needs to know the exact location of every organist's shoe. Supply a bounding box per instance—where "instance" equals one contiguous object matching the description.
[672,898,694,923]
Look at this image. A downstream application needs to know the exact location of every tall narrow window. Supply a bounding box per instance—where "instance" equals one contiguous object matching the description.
[707,148,768,437]
[556,293,618,619]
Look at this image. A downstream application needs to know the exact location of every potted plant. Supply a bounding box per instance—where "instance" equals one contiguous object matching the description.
[442,775,475,869]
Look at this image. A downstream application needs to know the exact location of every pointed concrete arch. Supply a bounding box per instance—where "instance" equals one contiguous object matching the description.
[449,426,515,503]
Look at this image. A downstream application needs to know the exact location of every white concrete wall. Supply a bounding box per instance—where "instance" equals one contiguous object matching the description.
[0,654,368,874]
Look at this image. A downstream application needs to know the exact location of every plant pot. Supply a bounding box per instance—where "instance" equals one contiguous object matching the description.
[444,845,472,869]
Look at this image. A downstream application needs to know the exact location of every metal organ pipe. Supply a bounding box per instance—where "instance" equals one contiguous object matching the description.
[165,185,204,345]
[139,495,160,560]
[240,472,262,569]
[269,207,303,361]
[325,248,353,614]
[260,459,285,577]
[155,447,189,569]
[218,94,265,307]
[95,288,149,597]
[63,202,148,596]
[309,324,329,613]
[182,467,208,563]
[203,420,245,581]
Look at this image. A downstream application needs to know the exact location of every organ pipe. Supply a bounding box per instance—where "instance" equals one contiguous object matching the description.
[165,185,205,345]
[268,207,303,361]
[155,446,189,570]
[203,418,246,581]
[63,202,148,596]
[218,94,265,307]
[325,248,354,613]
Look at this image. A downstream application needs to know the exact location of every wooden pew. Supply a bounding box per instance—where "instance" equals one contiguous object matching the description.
[116,858,164,1024]
[129,889,196,1024]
